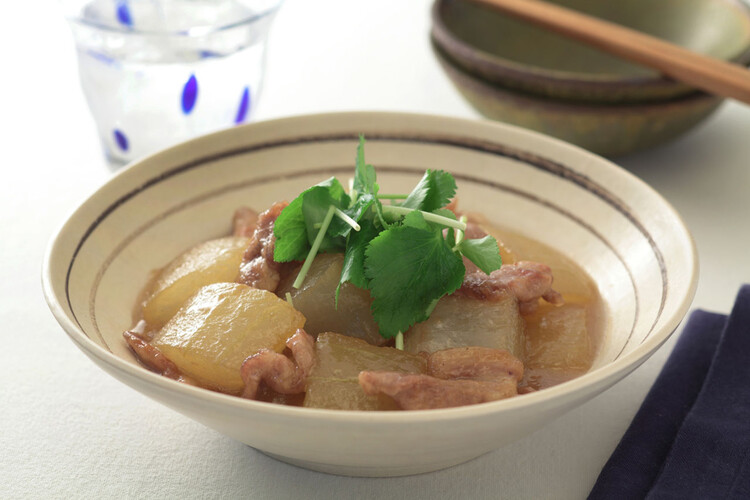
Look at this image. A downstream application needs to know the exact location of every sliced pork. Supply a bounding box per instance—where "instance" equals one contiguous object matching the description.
[240,329,316,400]
[359,346,523,410]
[359,372,518,410]
[428,346,523,381]
[457,261,563,314]
[238,201,288,292]
[123,330,196,385]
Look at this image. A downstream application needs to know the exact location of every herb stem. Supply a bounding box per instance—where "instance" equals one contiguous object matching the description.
[334,207,361,231]
[293,204,337,289]
[382,205,467,230]
[395,332,404,351]
[377,194,409,200]
[348,177,358,205]
[374,203,390,229]
[453,215,467,250]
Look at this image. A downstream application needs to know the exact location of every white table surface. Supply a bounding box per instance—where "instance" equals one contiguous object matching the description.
[3,1,749,498]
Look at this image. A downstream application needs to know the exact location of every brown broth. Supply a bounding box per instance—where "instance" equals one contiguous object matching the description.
[130,212,604,405]
[485,224,604,392]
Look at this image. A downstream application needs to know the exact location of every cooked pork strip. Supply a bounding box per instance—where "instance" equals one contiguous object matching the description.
[238,201,288,292]
[240,329,315,400]
[359,346,523,410]
[123,330,196,385]
[428,347,523,382]
[457,261,563,314]
[358,372,518,410]
[232,206,259,237]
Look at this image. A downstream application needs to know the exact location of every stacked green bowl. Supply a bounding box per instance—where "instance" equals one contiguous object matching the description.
[432,0,750,156]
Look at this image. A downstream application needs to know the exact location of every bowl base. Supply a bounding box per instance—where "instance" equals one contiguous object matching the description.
[260,450,486,477]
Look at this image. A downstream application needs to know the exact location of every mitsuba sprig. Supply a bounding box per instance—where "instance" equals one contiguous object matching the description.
[273,135,503,339]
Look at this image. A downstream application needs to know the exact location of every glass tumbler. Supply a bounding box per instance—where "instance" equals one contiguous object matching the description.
[62,0,283,164]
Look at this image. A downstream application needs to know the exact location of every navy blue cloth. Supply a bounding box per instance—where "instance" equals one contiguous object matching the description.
[589,285,750,500]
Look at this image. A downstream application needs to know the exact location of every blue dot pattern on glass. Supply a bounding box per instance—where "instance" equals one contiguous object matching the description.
[235,87,252,124]
[87,50,117,66]
[114,129,129,151]
[182,75,199,114]
[199,51,222,59]
[116,1,133,27]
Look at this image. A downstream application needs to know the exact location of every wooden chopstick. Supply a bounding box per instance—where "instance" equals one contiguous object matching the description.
[468,0,750,104]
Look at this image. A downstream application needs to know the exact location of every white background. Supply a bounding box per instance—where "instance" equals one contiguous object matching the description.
[2,0,749,498]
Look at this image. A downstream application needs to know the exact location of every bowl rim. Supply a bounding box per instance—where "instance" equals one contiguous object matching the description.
[431,0,750,100]
[63,1,283,37]
[42,110,699,424]
[433,39,723,109]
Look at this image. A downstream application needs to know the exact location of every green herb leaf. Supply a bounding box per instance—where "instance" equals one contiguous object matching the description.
[364,221,465,338]
[401,170,457,212]
[458,235,503,274]
[445,226,456,248]
[332,194,374,238]
[273,195,308,262]
[273,134,494,340]
[401,210,430,230]
[274,177,349,261]
[353,136,388,229]
[301,187,344,252]
[338,218,379,297]
[353,135,377,197]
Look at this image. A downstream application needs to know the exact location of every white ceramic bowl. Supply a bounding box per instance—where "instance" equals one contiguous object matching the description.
[43,112,697,477]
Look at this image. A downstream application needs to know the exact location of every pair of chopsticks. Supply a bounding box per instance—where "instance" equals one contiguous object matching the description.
[468,0,750,105]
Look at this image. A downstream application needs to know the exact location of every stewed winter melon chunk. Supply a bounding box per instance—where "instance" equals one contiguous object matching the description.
[278,253,384,346]
[525,302,591,371]
[143,236,250,329]
[404,291,524,358]
[152,282,305,394]
[304,332,426,410]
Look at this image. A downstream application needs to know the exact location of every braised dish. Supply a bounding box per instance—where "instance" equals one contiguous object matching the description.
[43,112,696,475]
[125,138,604,410]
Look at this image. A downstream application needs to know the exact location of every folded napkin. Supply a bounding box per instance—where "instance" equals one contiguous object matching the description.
[589,285,750,500]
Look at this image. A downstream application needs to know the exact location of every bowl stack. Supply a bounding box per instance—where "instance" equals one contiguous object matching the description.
[432,0,750,156]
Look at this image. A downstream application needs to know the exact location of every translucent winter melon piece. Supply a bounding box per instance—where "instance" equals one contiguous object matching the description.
[404,292,524,358]
[525,303,592,371]
[142,236,250,329]
[278,253,384,345]
[304,332,426,410]
[152,282,305,394]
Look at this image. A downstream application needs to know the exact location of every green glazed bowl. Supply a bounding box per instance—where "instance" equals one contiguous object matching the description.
[432,0,750,103]
[435,44,724,157]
